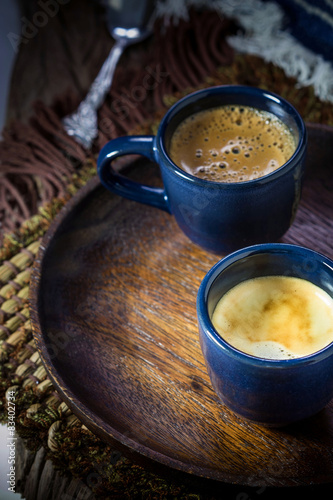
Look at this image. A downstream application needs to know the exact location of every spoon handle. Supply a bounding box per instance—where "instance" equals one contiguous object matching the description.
[62,38,127,149]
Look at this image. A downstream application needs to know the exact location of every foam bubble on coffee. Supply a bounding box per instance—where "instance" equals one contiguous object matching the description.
[169,105,296,183]
[211,276,333,359]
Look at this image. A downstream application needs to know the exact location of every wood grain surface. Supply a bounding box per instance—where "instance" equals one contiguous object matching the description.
[29,123,333,488]
[7,0,112,124]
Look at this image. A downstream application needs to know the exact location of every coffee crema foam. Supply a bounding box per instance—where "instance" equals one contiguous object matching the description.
[169,105,296,183]
[211,276,333,359]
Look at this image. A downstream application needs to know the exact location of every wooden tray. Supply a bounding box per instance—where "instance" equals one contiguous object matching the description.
[30,123,333,488]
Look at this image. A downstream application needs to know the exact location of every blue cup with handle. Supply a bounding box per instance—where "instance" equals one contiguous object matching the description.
[97,85,307,254]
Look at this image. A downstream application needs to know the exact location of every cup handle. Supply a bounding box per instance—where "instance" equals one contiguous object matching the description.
[97,135,170,212]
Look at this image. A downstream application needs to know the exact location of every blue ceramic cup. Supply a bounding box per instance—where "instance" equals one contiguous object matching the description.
[197,243,333,426]
[97,85,307,254]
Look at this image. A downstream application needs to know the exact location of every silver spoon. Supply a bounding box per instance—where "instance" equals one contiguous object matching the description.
[62,1,155,149]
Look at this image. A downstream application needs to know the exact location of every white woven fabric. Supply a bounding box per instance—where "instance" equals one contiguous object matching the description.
[155,0,333,103]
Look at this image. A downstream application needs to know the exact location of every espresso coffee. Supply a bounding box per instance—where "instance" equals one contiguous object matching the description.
[169,105,296,182]
[211,276,333,359]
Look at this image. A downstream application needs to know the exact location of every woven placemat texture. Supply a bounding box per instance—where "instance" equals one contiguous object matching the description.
[1,46,333,499]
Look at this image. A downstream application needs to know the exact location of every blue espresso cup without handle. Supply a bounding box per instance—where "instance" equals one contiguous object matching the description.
[197,243,333,426]
[97,85,307,254]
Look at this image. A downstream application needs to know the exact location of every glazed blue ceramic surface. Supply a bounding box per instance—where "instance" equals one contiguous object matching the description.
[197,243,333,426]
[97,85,307,254]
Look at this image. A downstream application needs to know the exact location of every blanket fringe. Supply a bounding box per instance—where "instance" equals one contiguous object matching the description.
[156,0,333,103]
[0,8,236,239]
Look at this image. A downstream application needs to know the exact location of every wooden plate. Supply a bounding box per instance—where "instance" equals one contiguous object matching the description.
[30,123,333,488]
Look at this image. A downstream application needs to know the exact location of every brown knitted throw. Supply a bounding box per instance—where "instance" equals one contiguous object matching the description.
[0,7,237,240]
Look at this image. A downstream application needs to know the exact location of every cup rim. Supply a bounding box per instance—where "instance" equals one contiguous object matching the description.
[157,84,307,188]
[197,243,333,367]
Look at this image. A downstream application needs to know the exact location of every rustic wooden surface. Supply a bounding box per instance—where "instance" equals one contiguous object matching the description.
[7,0,112,125]
[29,123,333,489]
[15,436,95,500]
